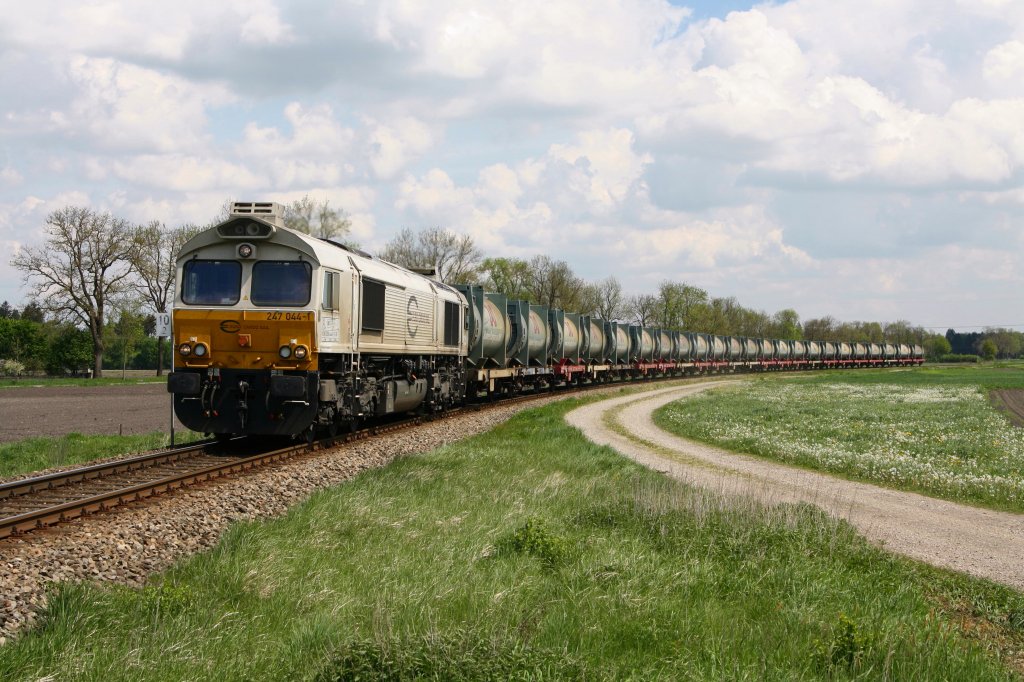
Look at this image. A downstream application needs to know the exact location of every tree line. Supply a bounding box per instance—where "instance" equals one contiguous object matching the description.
[373,231,960,358]
[3,201,979,377]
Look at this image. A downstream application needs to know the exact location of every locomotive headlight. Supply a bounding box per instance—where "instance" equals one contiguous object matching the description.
[279,345,292,359]
[178,343,192,356]
[293,345,308,360]
[237,243,254,258]
[193,343,208,357]
[245,222,261,236]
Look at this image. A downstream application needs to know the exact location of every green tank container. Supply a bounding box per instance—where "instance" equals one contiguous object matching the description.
[456,284,508,368]
[527,304,549,366]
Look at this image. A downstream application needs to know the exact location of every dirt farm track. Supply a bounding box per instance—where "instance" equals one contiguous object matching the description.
[0,383,183,444]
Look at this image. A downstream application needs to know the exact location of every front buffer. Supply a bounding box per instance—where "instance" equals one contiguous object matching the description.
[168,368,319,437]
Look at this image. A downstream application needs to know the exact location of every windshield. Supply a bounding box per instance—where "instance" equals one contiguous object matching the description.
[181,260,241,306]
[251,261,312,307]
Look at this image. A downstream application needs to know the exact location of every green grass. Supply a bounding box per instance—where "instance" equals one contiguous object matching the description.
[2,396,1022,680]
[654,367,1024,512]
[0,431,204,479]
[0,376,165,388]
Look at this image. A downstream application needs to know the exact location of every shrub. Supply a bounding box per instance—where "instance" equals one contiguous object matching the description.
[939,354,980,363]
[0,358,25,376]
[497,516,573,568]
[812,613,875,673]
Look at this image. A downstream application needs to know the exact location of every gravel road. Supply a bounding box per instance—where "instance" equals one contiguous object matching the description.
[566,381,1024,591]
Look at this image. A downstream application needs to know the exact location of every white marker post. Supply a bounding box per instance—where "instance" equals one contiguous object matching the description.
[155,312,173,446]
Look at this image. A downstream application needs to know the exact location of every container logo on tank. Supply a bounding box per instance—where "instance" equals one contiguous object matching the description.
[220,320,241,333]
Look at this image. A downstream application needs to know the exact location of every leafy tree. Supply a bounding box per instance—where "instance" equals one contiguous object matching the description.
[655,281,709,330]
[0,318,47,370]
[131,336,162,370]
[0,301,17,319]
[923,335,952,360]
[980,338,998,361]
[11,206,138,378]
[883,320,915,344]
[983,327,1023,359]
[284,195,353,242]
[20,301,45,323]
[130,221,201,375]
[380,226,482,284]
[770,309,802,340]
[46,325,93,375]
[481,257,532,300]
[104,307,146,377]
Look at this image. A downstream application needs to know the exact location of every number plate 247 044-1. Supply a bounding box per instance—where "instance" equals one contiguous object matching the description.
[263,312,313,322]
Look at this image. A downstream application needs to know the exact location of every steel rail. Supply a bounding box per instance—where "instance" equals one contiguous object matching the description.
[0,442,307,539]
[0,440,217,501]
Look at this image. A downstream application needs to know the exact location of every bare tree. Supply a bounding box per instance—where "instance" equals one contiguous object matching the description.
[526,255,588,310]
[379,227,482,284]
[803,316,837,342]
[574,282,602,317]
[130,221,202,375]
[284,195,353,242]
[11,206,138,378]
[595,276,626,320]
[629,294,658,326]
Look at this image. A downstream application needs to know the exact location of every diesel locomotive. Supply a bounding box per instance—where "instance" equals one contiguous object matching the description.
[167,202,924,439]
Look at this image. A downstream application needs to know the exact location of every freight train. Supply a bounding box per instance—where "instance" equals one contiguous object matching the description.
[167,202,924,439]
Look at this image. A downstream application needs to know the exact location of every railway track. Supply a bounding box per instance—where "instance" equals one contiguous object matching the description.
[0,371,738,541]
[0,405,473,540]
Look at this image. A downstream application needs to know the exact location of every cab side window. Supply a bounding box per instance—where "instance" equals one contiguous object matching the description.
[322,271,339,311]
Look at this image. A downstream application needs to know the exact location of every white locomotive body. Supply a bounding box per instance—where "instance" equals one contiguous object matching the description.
[168,202,467,438]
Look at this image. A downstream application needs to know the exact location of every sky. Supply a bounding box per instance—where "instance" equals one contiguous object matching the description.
[1,0,1023,332]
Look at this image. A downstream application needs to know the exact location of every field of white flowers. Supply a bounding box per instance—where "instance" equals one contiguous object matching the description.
[655,379,1024,510]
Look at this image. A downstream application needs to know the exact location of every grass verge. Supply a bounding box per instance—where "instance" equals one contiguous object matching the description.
[655,368,1024,513]
[0,431,204,479]
[1,396,1022,679]
[0,376,165,389]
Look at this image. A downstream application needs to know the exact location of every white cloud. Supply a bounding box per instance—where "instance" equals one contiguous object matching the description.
[0,167,23,185]
[58,56,233,153]
[365,116,437,179]
[983,41,1024,94]
[110,155,264,193]
[1,0,1023,329]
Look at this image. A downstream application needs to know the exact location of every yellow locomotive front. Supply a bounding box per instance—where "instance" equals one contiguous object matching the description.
[167,203,323,437]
